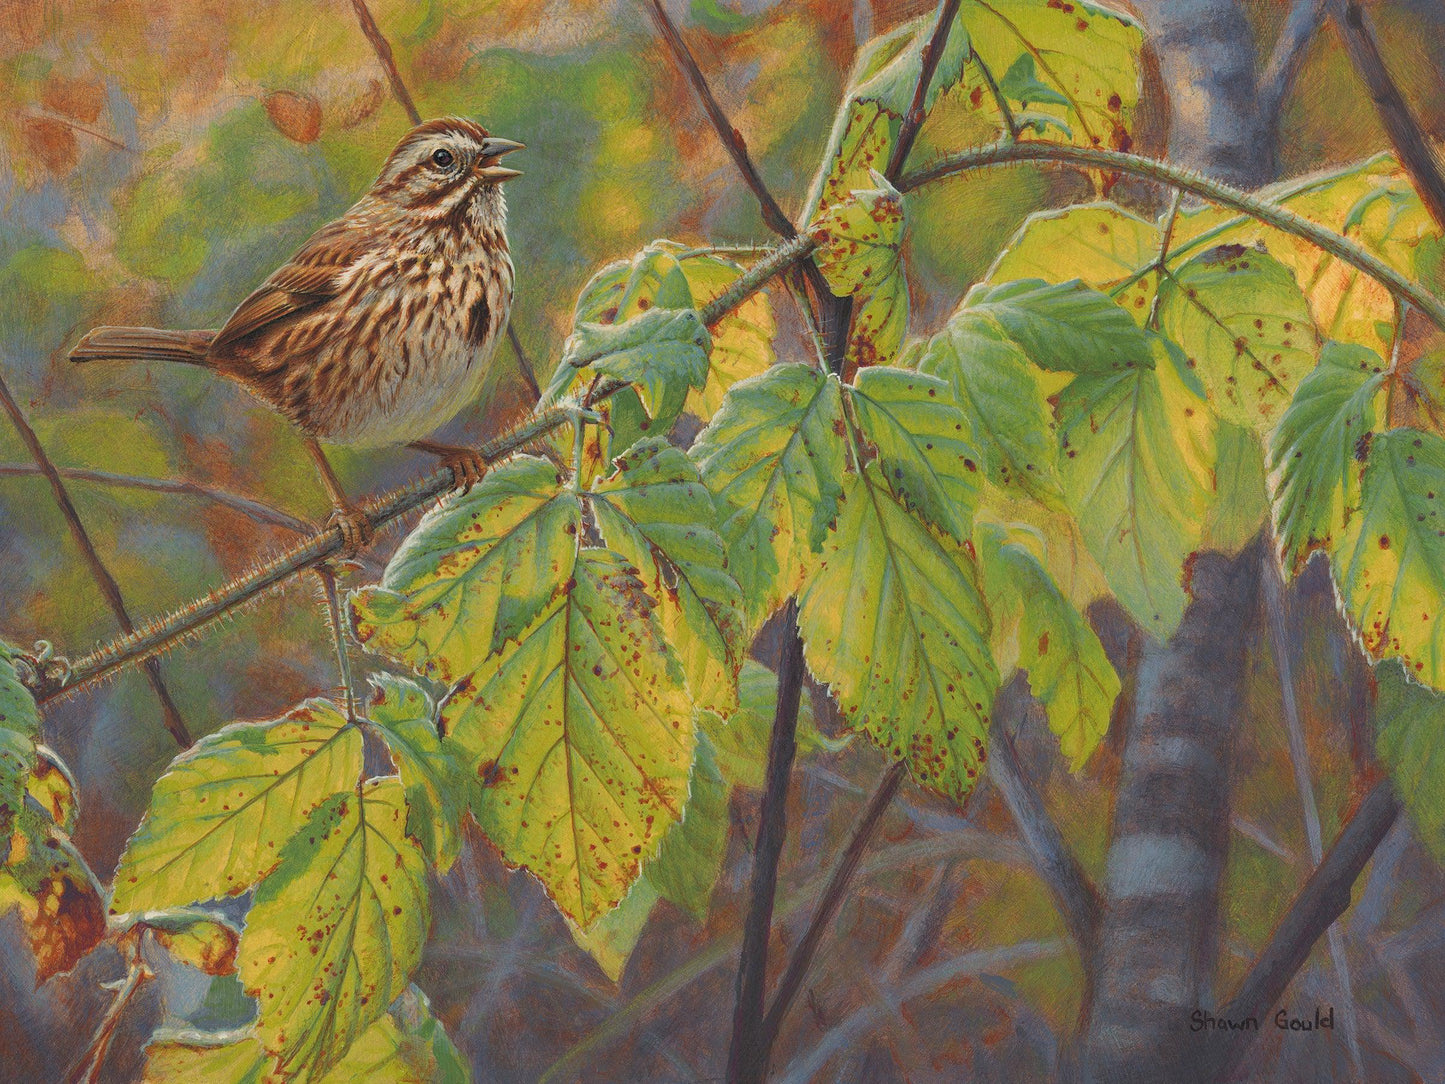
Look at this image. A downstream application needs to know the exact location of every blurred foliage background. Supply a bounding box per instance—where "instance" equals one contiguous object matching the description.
[5,0,1445,1080]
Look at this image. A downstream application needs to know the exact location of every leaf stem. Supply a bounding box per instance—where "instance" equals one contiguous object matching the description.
[68,938,150,1084]
[1146,187,1185,329]
[901,141,1445,332]
[0,371,191,746]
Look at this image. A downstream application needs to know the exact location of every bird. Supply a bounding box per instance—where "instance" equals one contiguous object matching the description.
[69,116,524,554]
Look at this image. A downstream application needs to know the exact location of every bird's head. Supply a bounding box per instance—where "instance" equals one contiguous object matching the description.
[372,117,523,224]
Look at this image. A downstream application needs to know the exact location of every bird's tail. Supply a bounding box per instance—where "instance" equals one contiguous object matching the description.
[69,327,216,365]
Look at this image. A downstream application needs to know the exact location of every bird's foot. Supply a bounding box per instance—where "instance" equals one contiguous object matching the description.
[425,444,488,493]
[326,506,374,558]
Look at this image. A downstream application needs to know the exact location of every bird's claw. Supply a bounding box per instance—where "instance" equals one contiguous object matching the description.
[326,507,374,558]
[439,448,488,493]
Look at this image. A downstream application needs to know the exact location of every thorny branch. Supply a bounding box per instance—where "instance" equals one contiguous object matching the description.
[0,371,192,746]
[20,233,815,701]
[902,141,1445,332]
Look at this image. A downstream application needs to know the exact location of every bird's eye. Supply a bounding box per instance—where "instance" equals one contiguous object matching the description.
[431,148,455,169]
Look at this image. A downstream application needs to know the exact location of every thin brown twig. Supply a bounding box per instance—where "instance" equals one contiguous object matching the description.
[507,325,542,402]
[0,462,311,533]
[1329,0,1445,231]
[67,938,150,1084]
[757,759,907,1053]
[0,372,191,746]
[885,0,963,182]
[349,0,422,126]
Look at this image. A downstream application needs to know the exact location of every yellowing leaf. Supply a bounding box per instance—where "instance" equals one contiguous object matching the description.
[1333,427,1445,687]
[443,550,696,926]
[692,365,847,630]
[799,463,997,804]
[1268,342,1386,575]
[0,806,106,982]
[1156,244,1320,432]
[1056,335,1216,635]
[140,908,241,975]
[366,676,469,875]
[848,366,981,542]
[349,457,581,684]
[989,202,1159,322]
[110,701,363,914]
[913,303,1061,502]
[810,174,908,367]
[976,524,1118,769]
[241,778,429,1081]
[591,439,745,714]
[26,746,77,833]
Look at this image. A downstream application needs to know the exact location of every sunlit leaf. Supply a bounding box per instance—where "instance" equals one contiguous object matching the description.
[692,365,847,629]
[110,701,363,913]
[568,877,659,985]
[1204,423,1269,554]
[0,806,105,982]
[1376,659,1445,862]
[443,549,696,926]
[958,278,1153,374]
[989,202,1159,321]
[142,1034,278,1084]
[976,523,1118,769]
[349,458,581,684]
[809,173,908,367]
[1157,244,1320,432]
[799,463,997,804]
[1332,427,1445,686]
[139,908,241,975]
[366,675,469,874]
[241,778,428,1081]
[1268,342,1385,575]
[646,734,728,920]
[912,301,1061,501]
[1056,334,1216,634]
[591,439,745,713]
[848,366,981,542]
[559,307,711,424]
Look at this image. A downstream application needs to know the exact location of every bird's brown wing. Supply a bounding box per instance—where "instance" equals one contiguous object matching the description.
[211,216,378,351]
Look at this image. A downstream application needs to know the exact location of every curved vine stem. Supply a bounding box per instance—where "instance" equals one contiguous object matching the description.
[901,141,1445,333]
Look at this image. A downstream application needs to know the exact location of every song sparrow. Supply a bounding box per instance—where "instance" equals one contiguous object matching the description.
[70,116,523,553]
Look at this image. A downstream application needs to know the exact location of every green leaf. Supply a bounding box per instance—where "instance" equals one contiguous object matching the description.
[443,549,696,926]
[1376,659,1445,862]
[0,805,106,982]
[110,701,363,914]
[142,1035,277,1084]
[959,279,1153,374]
[1176,154,1437,356]
[591,438,745,714]
[798,463,997,804]
[669,249,777,421]
[647,734,729,920]
[847,366,981,542]
[568,877,659,985]
[977,524,1118,770]
[996,53,1070,108]
[0,725,31,840]
[989,202,1160,322]
[135,908,241,975]
[561,307,711,424]
[700,660,845,790]
[0,640,41,741]
[1203,423,1269,554]
[349,457,580,684]
[366,675,469,874]
[1332,427,1445,686]
[1056,334,1216,635]
[1156,244,1320,432]
[241,777,429,1081]
[958,0,1143,154]
[692,365,847,630]
[1268,342,1386,576]
[809,173,908,367]
[913,303,1061,501]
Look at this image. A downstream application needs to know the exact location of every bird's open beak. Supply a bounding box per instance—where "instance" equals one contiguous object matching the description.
[477,137,524,181]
